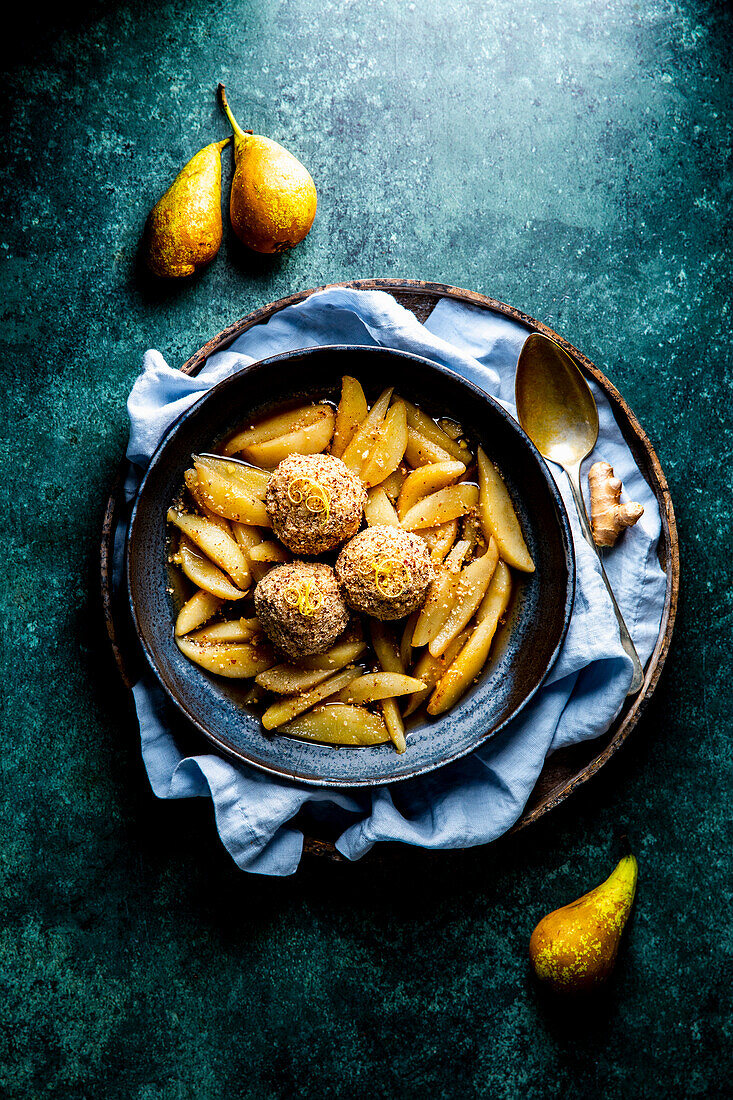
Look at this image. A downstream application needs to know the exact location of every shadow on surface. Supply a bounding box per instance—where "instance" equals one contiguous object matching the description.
[223,232,291,286]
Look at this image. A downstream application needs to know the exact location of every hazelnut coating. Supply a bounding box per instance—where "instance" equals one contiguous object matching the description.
[335,525,434,621]
[265,452,366,556]
[254,561,349,659]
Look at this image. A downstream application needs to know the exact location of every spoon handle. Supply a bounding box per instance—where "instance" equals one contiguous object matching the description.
[566,463,644,695]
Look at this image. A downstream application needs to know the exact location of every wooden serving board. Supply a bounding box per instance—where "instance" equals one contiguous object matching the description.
[101,279,679,861]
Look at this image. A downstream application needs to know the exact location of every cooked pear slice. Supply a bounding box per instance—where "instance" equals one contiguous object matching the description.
[331,376,368,458]
[397,460,466,519]
[380,467,407,503]
[437,417,464,441]
[379,700,406,754]
[336,672,425,704]
[257,640,366,693]
[428,540,499,657]
[279,705,390,746]
[461,509,486,557]
[190,617,261,643]
[248,541,291,563]
[223,404,331,455]
[477,447,535,573]
[341,387,393,472]
[427,560,512,715]
[190,462,271,525]
[369,621,407,753]
[403,427,454,468]
[400,609,421,671]
[446,539,472,568]
[193,454,269,496]
[400,399,472,463]
[261,667,360,730]
[256,665,336,695]
[175,637,275,679]
[411,540,470,648]
[298,640,367,671]
[243,683,266,707]
[229,522,271,580]
[402,628,472,717]
[243,410,335,467]
[183,470,234,531]
[475,559,513,625]
[364,487,401,527]
[174,590,224,637]
[369,620,404,675]
[400,483,478,530]
[167,509,250,589]
[360,401,408,487]
[401,484,478,530]
[230,521,265,549]
[420,519,460,563]
[175,536,249,600]
[410,570,458,648]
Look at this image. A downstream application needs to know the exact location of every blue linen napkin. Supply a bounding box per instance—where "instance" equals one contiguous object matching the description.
[121,288,667,875]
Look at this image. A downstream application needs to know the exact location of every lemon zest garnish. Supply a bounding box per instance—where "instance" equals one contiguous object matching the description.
[283,579,324,617]
[287,476,331,527]
[373,556,410,599]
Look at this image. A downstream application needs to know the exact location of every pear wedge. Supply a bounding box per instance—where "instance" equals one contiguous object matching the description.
[145,138,230,278]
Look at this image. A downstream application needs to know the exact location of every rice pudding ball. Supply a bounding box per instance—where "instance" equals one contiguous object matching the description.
[265,453,366,556]
[254,561,349,659]
[335,525,434,621]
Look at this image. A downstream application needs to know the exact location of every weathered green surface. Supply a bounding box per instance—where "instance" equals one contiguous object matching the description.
[2,0,731,1095]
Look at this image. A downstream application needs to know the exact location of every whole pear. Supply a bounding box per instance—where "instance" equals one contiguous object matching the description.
[529,853,638,994]
[145,138,230,278]
[218,83,317,254]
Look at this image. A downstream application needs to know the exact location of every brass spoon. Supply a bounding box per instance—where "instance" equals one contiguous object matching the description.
[515,333,643,695]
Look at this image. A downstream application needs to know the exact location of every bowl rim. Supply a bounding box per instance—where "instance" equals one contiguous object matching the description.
[126,343,576,787]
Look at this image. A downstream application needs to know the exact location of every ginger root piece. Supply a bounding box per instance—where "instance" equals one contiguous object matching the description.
[588,461,644,547]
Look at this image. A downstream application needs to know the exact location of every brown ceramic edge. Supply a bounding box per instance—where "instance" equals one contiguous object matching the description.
[101,278,679,858]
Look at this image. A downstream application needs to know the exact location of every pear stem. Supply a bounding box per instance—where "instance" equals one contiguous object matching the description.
[217,83,253,140]
[216,137,232,152]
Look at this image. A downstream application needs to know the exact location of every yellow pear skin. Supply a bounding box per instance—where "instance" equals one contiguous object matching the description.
[145,139,230,278]
[218,83,317,254]
[529,853,638,994]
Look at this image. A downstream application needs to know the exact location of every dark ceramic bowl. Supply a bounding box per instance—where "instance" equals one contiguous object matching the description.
[126,345,574,787]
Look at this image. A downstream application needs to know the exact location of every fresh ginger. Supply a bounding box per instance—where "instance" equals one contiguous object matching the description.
[588,461,644,547]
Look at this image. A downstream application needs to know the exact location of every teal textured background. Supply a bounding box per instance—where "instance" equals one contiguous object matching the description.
[2,0,731,1096]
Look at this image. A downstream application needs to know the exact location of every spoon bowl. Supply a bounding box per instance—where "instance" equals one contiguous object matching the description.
[515,334,599,467]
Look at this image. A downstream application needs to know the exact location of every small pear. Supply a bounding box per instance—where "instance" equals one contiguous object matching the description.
[218,83,317,254]
[145,138,230,278]
[529,853,638,994]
